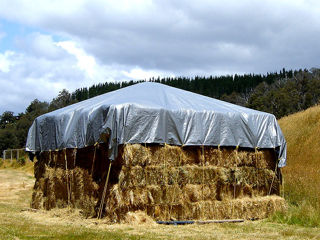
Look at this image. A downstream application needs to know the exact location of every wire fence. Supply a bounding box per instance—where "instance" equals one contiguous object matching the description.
[2,148,27,161]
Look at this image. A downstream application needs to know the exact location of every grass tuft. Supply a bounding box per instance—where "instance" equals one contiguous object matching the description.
[271,202,320,227]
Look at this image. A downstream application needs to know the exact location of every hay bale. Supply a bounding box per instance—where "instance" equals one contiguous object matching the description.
[31,143,282,222]
[31,166,99,216]
[122,210,156,225]
[159,196,287,221]
[123,144,198,167]
[122,144,152,166]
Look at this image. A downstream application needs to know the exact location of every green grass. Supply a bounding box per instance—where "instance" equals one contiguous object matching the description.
[270,203,320,228]
[0,165,319,239]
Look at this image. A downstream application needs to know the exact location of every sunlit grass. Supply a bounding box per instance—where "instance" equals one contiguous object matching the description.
[0,156,34,174]
[276,104,320,227]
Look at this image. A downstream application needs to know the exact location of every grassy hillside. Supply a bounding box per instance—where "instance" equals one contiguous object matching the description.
[276,104,320,226]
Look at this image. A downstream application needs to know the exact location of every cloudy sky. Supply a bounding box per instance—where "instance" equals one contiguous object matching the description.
[0,0,319,114]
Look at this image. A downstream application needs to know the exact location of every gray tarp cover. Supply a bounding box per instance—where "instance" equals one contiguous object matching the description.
[26,82,287,167]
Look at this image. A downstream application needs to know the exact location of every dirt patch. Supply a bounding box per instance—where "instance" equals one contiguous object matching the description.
[0,169,34,204]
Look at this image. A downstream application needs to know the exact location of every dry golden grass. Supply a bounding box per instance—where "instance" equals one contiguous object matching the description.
[277,104,320,226]
[0,156,34,174]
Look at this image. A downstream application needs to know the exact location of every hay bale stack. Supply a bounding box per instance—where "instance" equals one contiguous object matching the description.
[31,145,108,217]
[104,144,284,221]
[31,143,285,221]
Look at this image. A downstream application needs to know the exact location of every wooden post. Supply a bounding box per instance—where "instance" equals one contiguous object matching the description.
[17,149,19,161]
[2,150,5,160]
[98,161,112,219]
[11,150,13,162]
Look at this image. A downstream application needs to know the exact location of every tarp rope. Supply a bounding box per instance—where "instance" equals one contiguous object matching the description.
[168,144,183,220]
[163,143,169,219]
[268,159,278,195]
[48,150,52,166]
[70,149,77,205]
[282,174,285,198]
[255,147,259,190]
[54,150,58,169]
[201,145,205,220]
[98,161,112,219]
[64,149,71,207]
[231,146,239,217]
[234,146,239,199]
[218,145,221,165]
[91,142,99,175]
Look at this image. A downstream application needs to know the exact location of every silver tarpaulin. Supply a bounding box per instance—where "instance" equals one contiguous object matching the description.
[26,82,287,167]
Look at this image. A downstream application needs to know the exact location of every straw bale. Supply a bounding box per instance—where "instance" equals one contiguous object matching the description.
[108,184,185,207]
[122,144,152,166]
[31,190,44,209]
[150,145,195,166]
[122,210,156,225]
[108,185,148,208]
[122,144,198,167]
[146,185,162,204]
[31,166,99,216]
[121,165,277,189]
[31,143,281,221]
[147,196,286,221]
[122,144,276,169]
[202,147,275,169]
[118,166,146,188]
[183,184,216,202]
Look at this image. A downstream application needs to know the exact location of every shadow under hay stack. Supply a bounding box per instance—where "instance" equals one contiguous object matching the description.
[27,82,287,222]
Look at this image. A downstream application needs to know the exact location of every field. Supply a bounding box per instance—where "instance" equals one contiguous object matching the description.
[0,105,320,239]
[0,163,319,239]
[277,104,320,227]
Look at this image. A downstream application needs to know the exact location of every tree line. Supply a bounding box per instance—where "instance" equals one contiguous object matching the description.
[1,68,319,153]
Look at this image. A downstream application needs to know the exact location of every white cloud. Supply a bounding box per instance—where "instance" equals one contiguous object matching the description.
[0,0,319,73]
[57,41,97,79]
[0,51,15,72]
[0,32,174,113]
[0,0,320,113]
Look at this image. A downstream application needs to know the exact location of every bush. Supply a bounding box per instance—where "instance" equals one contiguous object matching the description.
[17,156,26,166]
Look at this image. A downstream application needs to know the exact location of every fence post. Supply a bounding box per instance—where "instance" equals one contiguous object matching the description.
[2,150,5,160]
[11,150,13,162]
